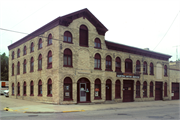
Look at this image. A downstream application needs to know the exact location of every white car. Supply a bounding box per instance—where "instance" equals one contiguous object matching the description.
[4,90,9,97]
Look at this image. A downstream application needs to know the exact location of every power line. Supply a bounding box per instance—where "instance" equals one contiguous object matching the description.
[153,10,180,50]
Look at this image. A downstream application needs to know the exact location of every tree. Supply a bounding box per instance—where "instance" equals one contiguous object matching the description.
[0,52,8,81]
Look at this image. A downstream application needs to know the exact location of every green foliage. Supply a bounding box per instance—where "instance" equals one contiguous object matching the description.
[1,52,8,81]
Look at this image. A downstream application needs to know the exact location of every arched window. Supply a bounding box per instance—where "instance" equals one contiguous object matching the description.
[12,63,14,76]
[94,53,101,69]
[106,55,112,71]
[150,81,153,97]
[17,82,20,96]
[47,51,52,68]
[64,77,72,100]
[38,38,42,49]
[79,25,88,47]
[136,81,140,98]
[23,59,26,73]
[47,79,52,97]
[94,38,101,48]
[38,80,42,96]
[38,54,42,70]
[12,83,14,95]
[64,31,72,43]
[115,57,121,72]
[63,49,72,67]
[125,59,132,73]
[143,61,147,74]
[17,62,20,75]
[48,34,52,45]
[12,51,14,60]
[143,81,147,97]
[23,46,27,55]
[94,79,101,99]
[30,57,34,72]
[17,49,20,58]
[164,65,167,76]
[30,81,34,96]
[115,80,121,98]
[136,60,140,73]
[30,42,34,52]
[23,81,26,96]
[150,62,154,75]
[164,82,167,97]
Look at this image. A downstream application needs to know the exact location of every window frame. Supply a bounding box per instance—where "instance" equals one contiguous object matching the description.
[17,62,20,75]
[79,25,88,47]
[143,81,147,97]
[12,83,14,95]
[136,81,140,98]
[23,59,26,74]
[115,57,121,72]
[12,51,14,60]
[23,46,27,55]
[47,79,52,97]
[105,55,112,71]
[23,81,26,96]
[94,53,101,70]
[30,42,34,53]
[63,31,73,43]
[115,80,121,98]
[38,80,42,96]
[63,49,72,67]
[150,62,154,75]
[136,60,140,74]
[17,49,20,58]
[38,54,42,70]
[47,51,52,69]
[38,38,42,49]
[94,79,101,99]
[17,82,20,96]
[94,38,101,49]
[64,77,73,101]
[164,82,167,97]
[143,61,147,74]
[12,63,14,76]
[150,81,153,97]
[125,59,132,73]
[30,57,34,72]
[164,65,168,76]
[30,81,34,96]
[47,34,52,45]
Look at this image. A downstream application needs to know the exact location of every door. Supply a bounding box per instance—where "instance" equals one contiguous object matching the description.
[123,80,134,102]
[172,83,179,100]
[155,82,162,100]
[80,83,86,102]
[106,84,111,100]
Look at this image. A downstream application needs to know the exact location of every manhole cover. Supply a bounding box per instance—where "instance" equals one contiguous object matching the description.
[28,115,38,117]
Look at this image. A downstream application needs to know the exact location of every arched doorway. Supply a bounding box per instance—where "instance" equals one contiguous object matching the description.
[106,79,112,100]
[77,78,90,103]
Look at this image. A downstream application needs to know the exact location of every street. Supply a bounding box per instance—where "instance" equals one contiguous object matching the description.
[0,99,180,120]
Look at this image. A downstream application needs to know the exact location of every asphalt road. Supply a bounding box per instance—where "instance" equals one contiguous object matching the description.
[1,102,180,120]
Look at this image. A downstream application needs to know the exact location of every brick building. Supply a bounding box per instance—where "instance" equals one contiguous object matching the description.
[8,8,171,104]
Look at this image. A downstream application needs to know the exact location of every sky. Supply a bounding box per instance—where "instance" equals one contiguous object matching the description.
[0,0,180,61]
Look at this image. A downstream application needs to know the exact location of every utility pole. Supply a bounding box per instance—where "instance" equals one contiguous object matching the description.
[173,45,180,61]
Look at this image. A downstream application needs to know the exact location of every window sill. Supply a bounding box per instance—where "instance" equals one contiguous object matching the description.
[64,98,73,101]
[143,73,148,75]
[30,51,34,53]
[164,75,168,77]
[38,94,42,96]
[105,69,113,71]
[47,94,52,97]
[63,65,73,68]
[12,94,14,96]
[143,96,148,98]
[30,94,34,96]
[23,72,26,74]
[23,94,27,96]
[94,68,102,70]
[38,69,42,71]
[47,44,52,46]
[94,97,102,100]
[80,45,88,47]
[17,94,20,96]
[164,96,168,97]
[63,41,73,44]
[136,96,141,98]
[23,54,26,56]
[47,67,52,69]
[115,97,121,99]
[150,96,154,97]
[38,48,42,50]
[30,71,34,73]
[150,74,154,75]
[12,75,14,76]
[115,70,121,72]
[94,47,101,49]
[17,74,20,75]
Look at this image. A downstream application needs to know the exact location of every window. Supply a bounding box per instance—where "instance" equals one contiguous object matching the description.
[94,79,101,99]
[64,31,72,43]
[17,82,20,96]
[12,51,14,60]
[125,59,132,73]
[23,59,26,73]
[94,38,101,48]
[136,81,140,98]
[136,60,140,73]
[150,62,154,75]
[94,53,101,69]
[63,49,72,67]
[143,81,147,97]
[12,63,14,76]
[38,80,42,96]
[106,55,112,71]
[115,57,121,72]
[23,82,26,96]
[38,54,42,70]
[30,81,34,96]
[47,51,52,68]
[23,46,27,55]
[64,77,72,100]
[150,81,153,97]
[38,38,42,49]
[12,83,14,95]
[30,42,34,52]
[48,34,52,45]
[164,82,167,97]
[79,25,88,47]
[164,65,167,76]
[115,80,121,98]
[17,62,20,75]
[17,49,20,58]
[143,61,147,74]
[30,57,34,72]
[47,79,52,97]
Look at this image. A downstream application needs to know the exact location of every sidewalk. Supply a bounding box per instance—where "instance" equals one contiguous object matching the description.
[1,96,179,113]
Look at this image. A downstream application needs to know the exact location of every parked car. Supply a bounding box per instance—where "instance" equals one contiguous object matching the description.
[4,90,9,97]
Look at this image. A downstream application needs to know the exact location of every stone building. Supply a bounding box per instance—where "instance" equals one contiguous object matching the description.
[8,8,171,104]
[169,61,180,100]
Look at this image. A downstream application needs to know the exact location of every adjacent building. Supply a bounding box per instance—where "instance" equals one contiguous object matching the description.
[8,8,172,104]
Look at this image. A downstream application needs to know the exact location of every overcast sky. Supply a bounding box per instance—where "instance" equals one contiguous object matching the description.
[0,0,180,61]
